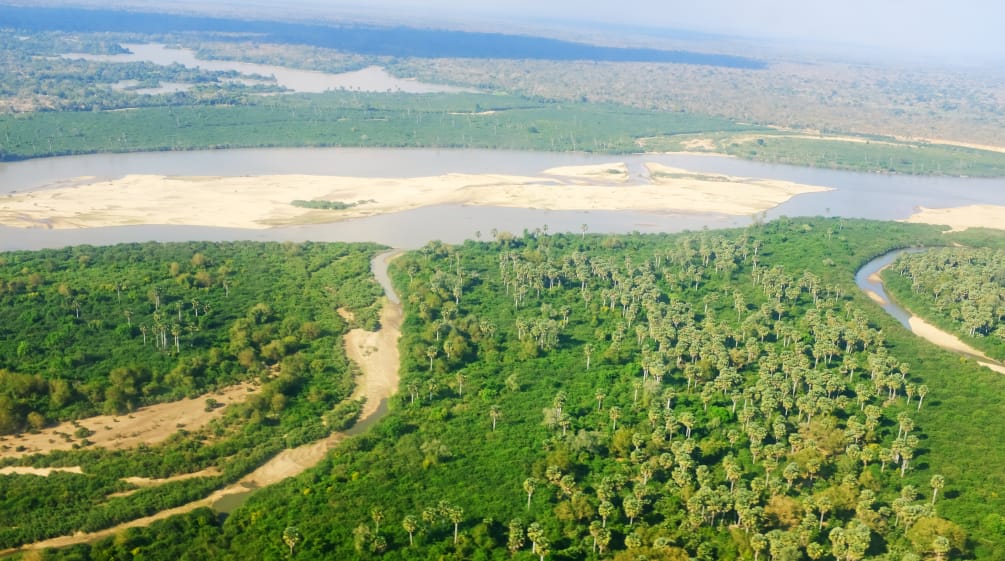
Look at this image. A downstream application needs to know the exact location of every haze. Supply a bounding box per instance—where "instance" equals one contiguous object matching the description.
[50,0,1005,64]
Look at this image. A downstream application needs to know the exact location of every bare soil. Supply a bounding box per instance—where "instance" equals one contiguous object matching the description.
[1,382,259,459]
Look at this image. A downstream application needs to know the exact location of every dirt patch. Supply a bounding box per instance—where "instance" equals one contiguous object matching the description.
[0,466,83,477]
[337,307,356,323]
[681,138,717,151]
[1,382,259,459]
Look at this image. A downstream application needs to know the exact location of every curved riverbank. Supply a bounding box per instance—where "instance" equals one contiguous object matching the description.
[856,249,1005,371]
[3,250,404,555]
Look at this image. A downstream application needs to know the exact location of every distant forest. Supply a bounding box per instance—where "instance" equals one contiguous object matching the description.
[0,5,766,68]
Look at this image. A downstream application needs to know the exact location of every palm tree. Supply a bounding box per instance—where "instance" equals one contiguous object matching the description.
[282,526,302,556]
[402,514,418,546]
[750,533,767,561]
[917,384,929,412]
[598,500,615,527]
[930,474,945,505]
[595,389,606,411]
[523,477,538,510]
[609,406,621,431]
[425,346,438,371]
[446,504,463,544]
[623,495,643,525]
[490,404,501,431]
[526,522,544,554]
[507,519,525,554]
[371,507,384,534]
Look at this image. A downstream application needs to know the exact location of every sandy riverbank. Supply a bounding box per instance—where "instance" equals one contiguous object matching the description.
[907,316,1005,375]
[0,382,259,459]
[0,163,830,230]
[902,205,1005,232]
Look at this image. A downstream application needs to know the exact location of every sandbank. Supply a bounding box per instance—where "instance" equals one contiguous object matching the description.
[902,205,1005,232]
[0,381,258,459]
[907,316,994,360]
[542,162,629,183]
[0,163,830,230]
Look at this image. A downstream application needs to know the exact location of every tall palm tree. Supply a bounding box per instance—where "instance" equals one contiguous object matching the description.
[402,514,418,546]
[930,474,945,505]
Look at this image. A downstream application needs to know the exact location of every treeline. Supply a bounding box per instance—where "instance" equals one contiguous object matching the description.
[31,219,1005,560]
[292,199,360,210]
[0,90,753,161]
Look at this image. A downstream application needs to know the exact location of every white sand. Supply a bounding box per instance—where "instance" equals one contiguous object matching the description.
[902,205,1005,232]
[0,163,830,230]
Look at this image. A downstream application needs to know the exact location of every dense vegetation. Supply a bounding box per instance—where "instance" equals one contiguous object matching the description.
[882,248,1005,361]
[0,241,385,547]
[0,241,383,433]
[0,91,752,160]
[642,133,1005,178]
[22,220,1005,560]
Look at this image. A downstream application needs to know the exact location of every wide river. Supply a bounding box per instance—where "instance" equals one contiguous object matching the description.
[1,147,1004,251]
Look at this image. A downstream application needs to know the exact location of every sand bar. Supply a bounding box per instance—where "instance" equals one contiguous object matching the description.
[902,205,1005,232]
[0,163,830,230]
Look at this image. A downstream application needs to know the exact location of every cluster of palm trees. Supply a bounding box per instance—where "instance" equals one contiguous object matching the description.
[390,230,959,559]
[893,248,1005,343]
[488,234,953,558]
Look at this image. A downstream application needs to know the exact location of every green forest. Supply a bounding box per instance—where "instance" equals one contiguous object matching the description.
[882,246,1005,362]
[0,241,384,548]
[7,219,1005,560]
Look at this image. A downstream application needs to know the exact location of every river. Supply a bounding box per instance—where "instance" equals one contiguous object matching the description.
[855,248,1005,371]
[63,43,474,94]
[3,148,1005,251]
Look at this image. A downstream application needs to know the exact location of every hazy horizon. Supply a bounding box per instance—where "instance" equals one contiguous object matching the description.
[21,0,1005,65]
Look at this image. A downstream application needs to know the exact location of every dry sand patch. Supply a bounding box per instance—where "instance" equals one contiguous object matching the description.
[902,205,1005,232]
[1,382,258,459]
